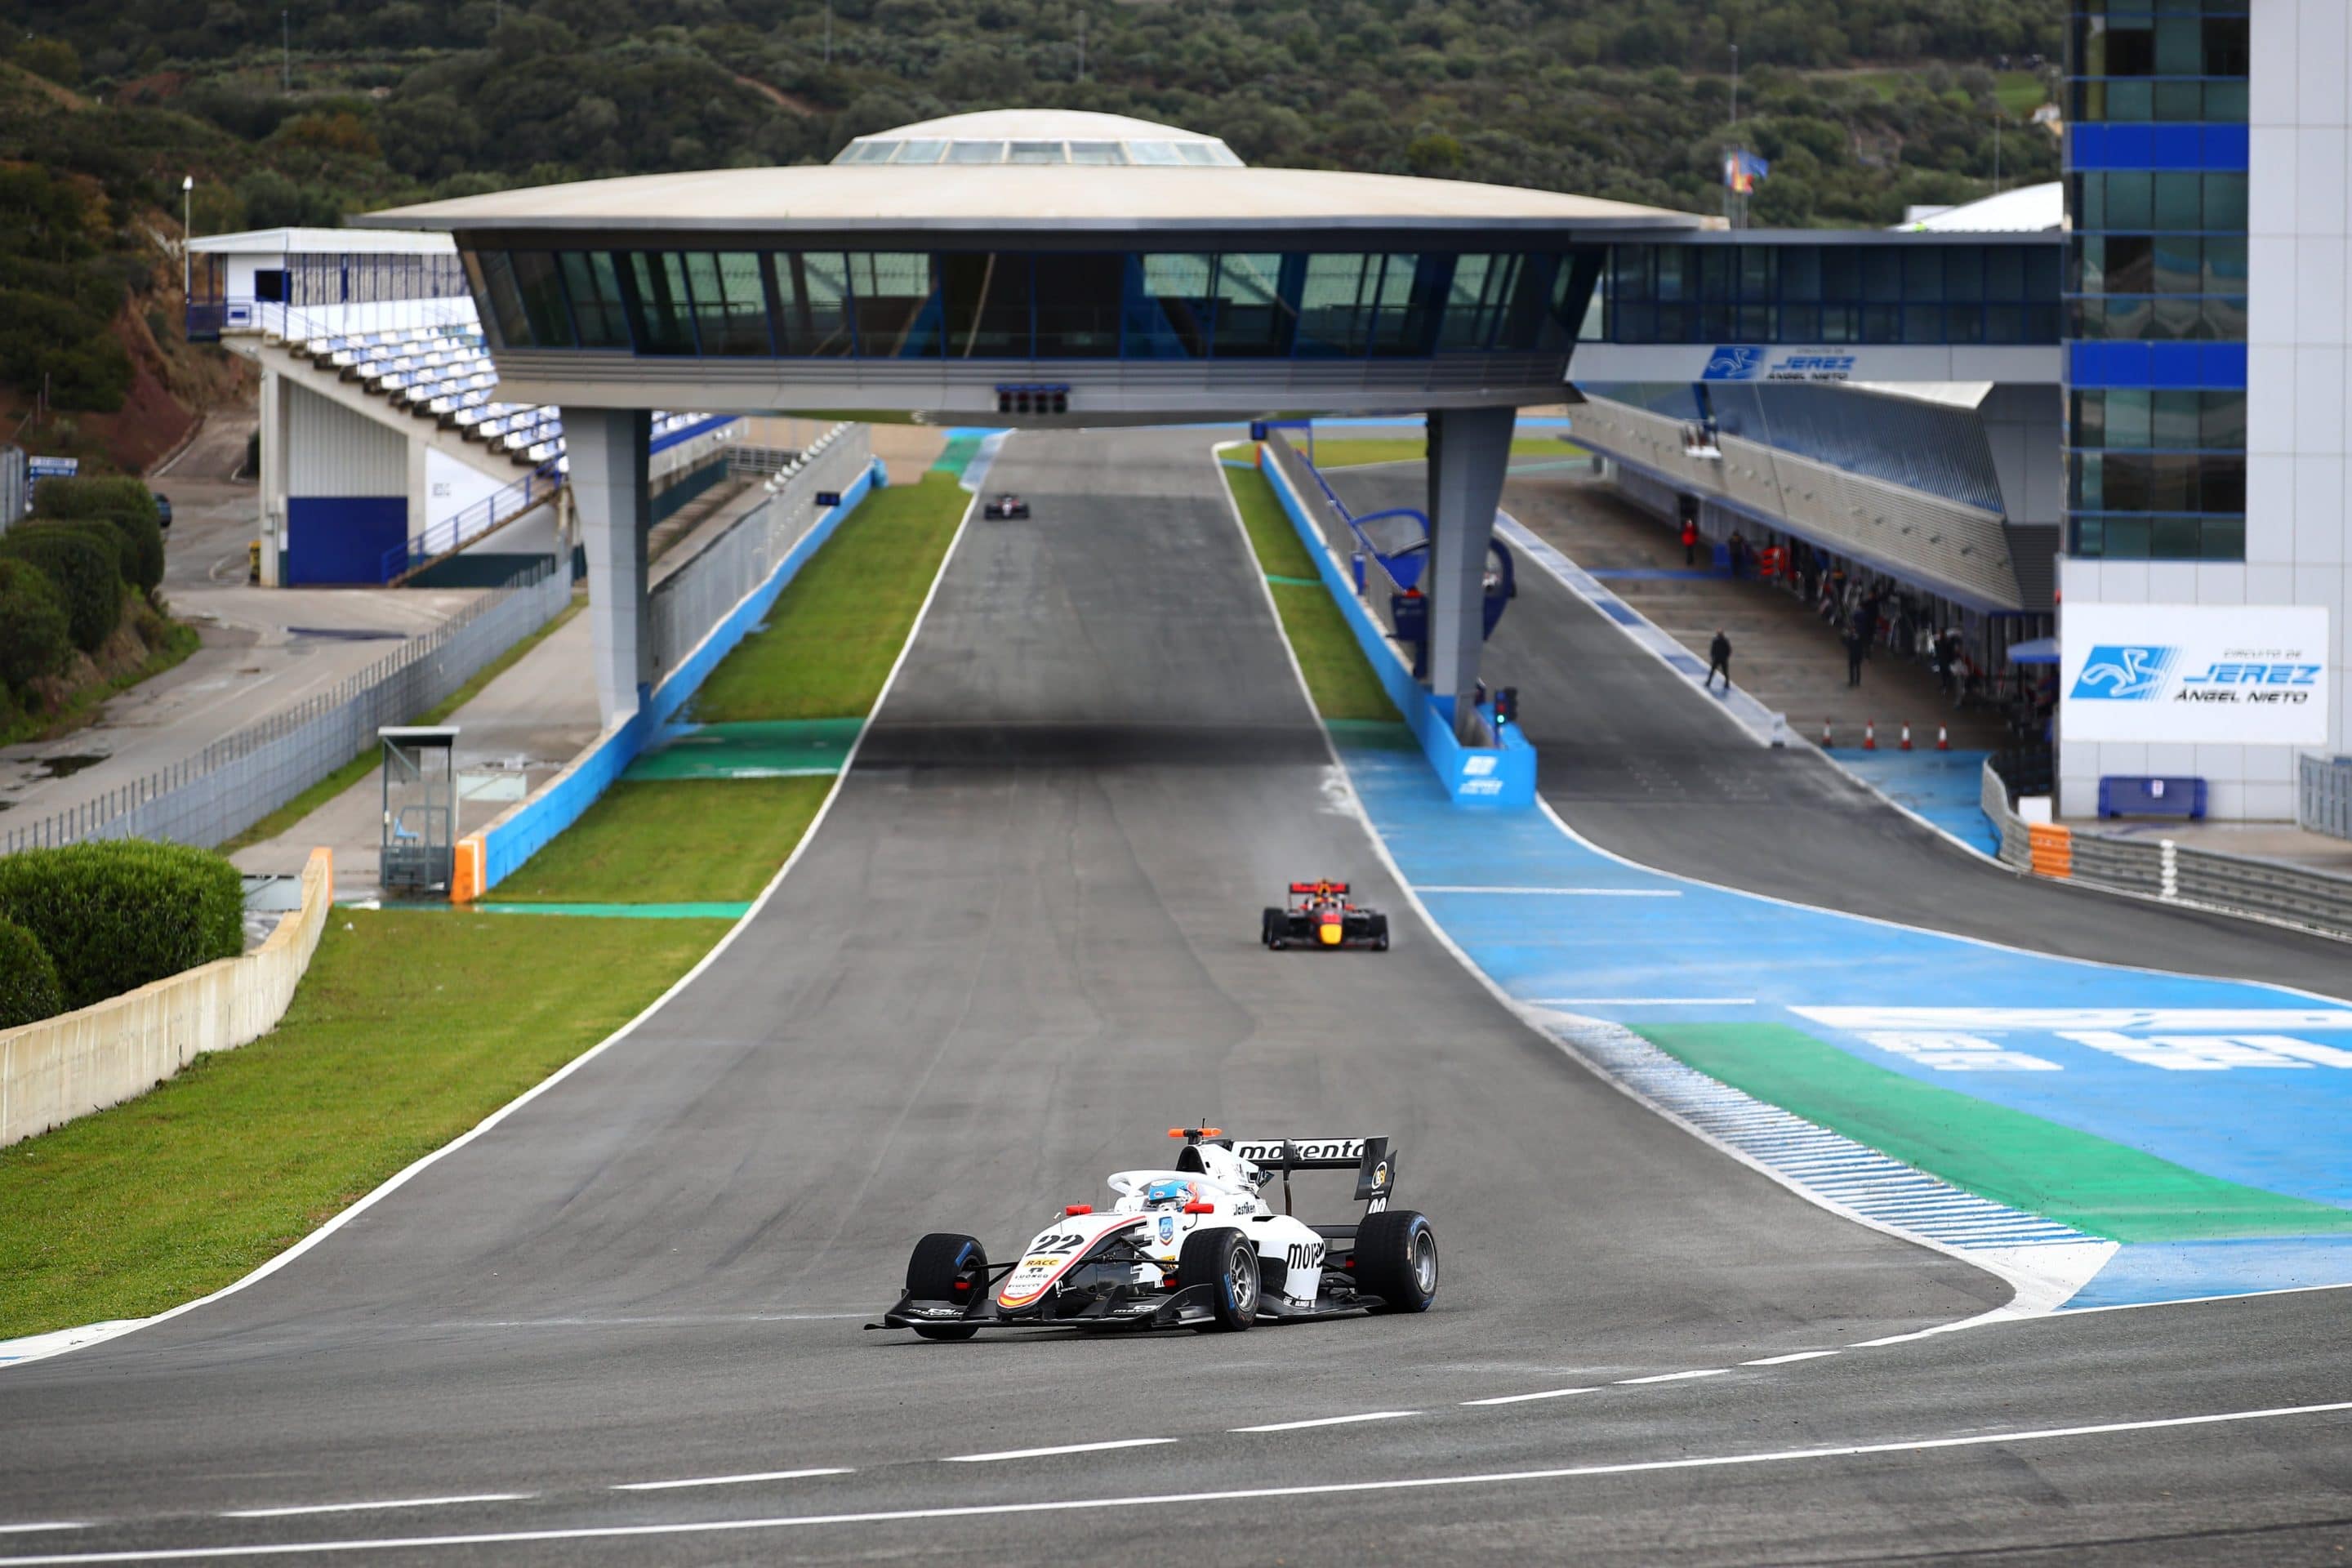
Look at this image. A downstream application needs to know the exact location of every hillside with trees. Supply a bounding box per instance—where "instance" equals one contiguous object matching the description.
[2,0,2061,466]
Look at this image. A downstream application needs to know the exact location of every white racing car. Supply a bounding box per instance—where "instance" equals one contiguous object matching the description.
[872,1127,1437,1339]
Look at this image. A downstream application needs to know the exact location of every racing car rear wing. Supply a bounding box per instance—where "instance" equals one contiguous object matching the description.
[1230,1136,1396,1208]
[1287,881,1350,895]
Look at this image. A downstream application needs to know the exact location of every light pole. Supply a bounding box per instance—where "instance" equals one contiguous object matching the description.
[180,174,193,306]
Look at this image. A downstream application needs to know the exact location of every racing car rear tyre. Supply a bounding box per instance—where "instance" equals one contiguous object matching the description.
[1352,1209,1437,1313]
[906,1232,990,1340]
[1370,914,1390,952]
[1261,908,1284,947]
[1175,1228,1258,1332]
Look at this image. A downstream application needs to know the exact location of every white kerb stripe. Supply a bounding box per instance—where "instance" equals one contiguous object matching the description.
[1614,1369,1727,1385]
[943,1439,1175,1463]
[1231,1411,1419,1432]
[9,1402,2350,1564]
[1742,1351,1842,1366]
[220,1495,532,1520]
[1459,1388,1598,1407]
[612,1469,851,1492]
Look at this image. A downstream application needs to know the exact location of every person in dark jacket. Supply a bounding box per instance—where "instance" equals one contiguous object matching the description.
[1845,630,1867,687]
[1705,628,1733,691]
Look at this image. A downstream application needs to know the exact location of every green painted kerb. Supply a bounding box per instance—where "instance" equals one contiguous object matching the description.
[1266,573,1323,587]
[624,719,862,781]
[1637,1023,2352,1244]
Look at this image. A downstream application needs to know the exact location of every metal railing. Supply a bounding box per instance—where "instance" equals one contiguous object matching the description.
[2302,754,2352,842]
[648,423,871,689]
[192,296,479,345]
[382,461,563,581]
[2,562,573,855]
[1984,758,2352,942]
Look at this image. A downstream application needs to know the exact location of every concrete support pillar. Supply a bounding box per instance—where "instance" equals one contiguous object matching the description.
[257,365,287,586]
[1424,405,1516,739]
[566,406,653,724]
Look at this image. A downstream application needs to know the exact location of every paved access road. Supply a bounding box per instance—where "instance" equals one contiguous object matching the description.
[0,432,2345,1566]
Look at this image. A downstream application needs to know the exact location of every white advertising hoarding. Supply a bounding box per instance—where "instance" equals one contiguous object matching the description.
[2060,603,2331,746]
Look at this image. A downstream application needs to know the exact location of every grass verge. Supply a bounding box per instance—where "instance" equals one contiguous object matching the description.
[0,911,728,1337]
[1637,1022,2352,1244]
[0,617,202,748]
[493,777,832,904]
[0,471,956,1336]
[1221,461,1400,724]
[220,596,585,853]
[1307,434,1582,469]
[691,472,969,723]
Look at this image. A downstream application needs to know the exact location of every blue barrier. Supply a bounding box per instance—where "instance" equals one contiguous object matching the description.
[469,457,886,894]
[1256,447,1535,808]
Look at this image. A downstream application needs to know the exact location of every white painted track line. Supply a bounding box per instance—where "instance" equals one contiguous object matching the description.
[1460,1388,1598,1407]
[1415,886,1679,897]
[1744,1351,1842,1366]
[1232,1411,1419,1432]
[220,1494,531,1519]
[612,1468,850,1492]
[12,1402,2350,1563]
[1615,1369,1727,1385]
[0,1530,81,1539]
[1530,997,1756,1007]
[943,1439,1176,1463]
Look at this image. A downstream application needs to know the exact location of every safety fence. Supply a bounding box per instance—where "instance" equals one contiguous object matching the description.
[1984,760,2352,942]
[2,562,572,856]
[2303,754,2352,842]
[457,425,880,899]
[648,424,870,689]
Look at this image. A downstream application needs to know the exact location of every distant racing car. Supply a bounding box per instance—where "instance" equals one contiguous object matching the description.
[873,1127,1436,1339]
[1263,880,1389,951]
[982,493,1031,519]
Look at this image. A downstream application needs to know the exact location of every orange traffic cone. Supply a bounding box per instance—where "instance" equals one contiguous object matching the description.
[1900,722,1913,751]
[1863,719,1877,751]
[1936,724,1949,751]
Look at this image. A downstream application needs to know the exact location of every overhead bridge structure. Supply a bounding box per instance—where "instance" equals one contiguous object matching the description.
[357,108,2069,794]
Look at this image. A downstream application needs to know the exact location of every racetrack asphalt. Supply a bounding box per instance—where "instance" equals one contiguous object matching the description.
[0,431,2345,1566]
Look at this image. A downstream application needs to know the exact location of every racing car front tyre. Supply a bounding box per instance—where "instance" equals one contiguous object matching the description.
[1175,1228,1258,1331]
[1352,1209,1437,1313]
[906,1232,990,1340]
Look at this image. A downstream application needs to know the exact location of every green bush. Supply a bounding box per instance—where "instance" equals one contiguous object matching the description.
[91,508,164,595]
[0,559,73,693]
[0,919,64,1028]
[0,528,118,652]
[32,476,159,529]
[0,841,245,1011]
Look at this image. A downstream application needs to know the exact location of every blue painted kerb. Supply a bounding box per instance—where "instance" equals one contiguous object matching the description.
[1255,446,1536,809]
[470,458,887,894]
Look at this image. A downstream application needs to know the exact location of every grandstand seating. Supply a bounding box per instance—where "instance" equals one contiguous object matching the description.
[286,321,710,479]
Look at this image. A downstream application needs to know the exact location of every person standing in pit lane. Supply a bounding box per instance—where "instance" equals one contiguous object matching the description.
[1682,516,1699,566]
[1705,628,1733,692]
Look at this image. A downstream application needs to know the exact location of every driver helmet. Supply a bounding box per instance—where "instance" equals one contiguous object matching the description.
[1143,1178,1196,1209]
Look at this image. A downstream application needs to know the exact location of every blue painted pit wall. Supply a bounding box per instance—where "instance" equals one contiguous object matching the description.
[471,457,886,894]
[1255,446,1536,808]
[286,497,406,585]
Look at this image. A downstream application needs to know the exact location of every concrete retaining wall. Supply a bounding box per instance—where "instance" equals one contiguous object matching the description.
[0,848,335,1148]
